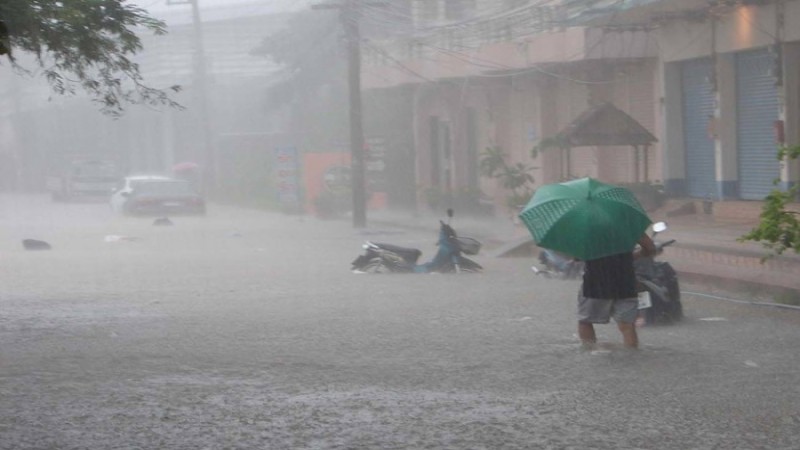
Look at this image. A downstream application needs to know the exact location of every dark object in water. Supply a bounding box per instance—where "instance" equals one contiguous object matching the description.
[23,239,51,250]
[153,217,173,226]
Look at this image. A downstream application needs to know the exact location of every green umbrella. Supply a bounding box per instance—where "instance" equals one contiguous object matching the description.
[519,177,652,261]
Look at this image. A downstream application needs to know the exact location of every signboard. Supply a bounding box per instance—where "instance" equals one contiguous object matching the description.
[274,146,300,206]
[365,137,387,192]
[322,165,351,194]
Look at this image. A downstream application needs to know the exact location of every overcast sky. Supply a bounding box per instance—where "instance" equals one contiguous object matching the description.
[131,0,313,16]
[129,0,315,26]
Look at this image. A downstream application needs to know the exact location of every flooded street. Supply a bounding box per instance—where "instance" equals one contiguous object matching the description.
[1,195,799,449]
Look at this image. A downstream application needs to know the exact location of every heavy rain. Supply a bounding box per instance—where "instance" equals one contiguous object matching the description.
[1,1,800,449]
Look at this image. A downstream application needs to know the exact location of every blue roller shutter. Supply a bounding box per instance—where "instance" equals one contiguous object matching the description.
[736,49,780,200]
[682,58,716,198]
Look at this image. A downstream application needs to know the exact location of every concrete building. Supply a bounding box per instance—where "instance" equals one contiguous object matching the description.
[0,1,285,191]
[362,0,661,215]
[362,0,800,215]
[592,0,800,201]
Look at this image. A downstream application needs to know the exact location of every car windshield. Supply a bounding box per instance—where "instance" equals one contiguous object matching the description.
[131,180,194,196]
[71,161,117,179]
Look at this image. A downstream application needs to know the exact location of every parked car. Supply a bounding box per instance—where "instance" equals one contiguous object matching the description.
[46,158,120,202]
[110,175,206,216]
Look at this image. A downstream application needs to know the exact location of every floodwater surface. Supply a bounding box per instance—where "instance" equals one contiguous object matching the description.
[1,194,798,449]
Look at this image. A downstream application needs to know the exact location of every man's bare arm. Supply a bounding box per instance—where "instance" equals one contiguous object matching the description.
[633,233,657,259]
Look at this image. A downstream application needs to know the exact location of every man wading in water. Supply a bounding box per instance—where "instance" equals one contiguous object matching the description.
[578,233,656,349]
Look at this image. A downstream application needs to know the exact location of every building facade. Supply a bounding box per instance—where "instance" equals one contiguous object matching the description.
[362,0,800,214]
[361,0,661,214]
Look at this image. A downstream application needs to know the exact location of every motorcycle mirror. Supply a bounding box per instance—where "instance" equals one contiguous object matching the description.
[652,222,668,234]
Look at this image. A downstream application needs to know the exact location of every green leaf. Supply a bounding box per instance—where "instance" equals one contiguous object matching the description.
[740,145,800,256]
[2,0,179,114]
[478,145,535,210]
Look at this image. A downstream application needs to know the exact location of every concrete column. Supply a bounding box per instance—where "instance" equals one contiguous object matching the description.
[779,42,800,190]
[537,76,561,184]
[715,53,739,199]
[661,61,687,196]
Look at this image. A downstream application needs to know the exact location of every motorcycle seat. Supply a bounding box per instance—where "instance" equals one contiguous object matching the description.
[374,243,422,264]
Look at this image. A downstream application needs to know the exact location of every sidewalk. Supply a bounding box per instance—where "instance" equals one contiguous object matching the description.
[648,213,800,293]
[366,209,800,294]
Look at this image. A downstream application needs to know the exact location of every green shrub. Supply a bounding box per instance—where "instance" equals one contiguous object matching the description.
[479,145,535,211]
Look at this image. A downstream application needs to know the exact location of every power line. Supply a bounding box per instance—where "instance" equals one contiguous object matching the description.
[363,40,439,83]
[359,0,564,48]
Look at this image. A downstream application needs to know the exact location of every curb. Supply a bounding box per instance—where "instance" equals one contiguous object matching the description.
[368,213,800,294]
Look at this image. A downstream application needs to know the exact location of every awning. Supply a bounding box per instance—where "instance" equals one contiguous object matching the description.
[556,102,657,147]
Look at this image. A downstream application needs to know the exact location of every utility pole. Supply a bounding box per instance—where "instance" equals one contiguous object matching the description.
[313,0,384,228]
[344,1,367,228]
[167,0,214,190]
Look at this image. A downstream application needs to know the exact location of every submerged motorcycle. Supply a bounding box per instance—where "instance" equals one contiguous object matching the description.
[532,249,584,279]
[532,221,683,325]
[351,209,483,274]
[635,222,683,325]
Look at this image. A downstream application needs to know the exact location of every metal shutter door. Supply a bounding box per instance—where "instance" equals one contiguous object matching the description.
[682,58,716,198]
[736,49,780,200]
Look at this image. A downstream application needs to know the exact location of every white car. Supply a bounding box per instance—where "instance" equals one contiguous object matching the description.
[110,175,206,216]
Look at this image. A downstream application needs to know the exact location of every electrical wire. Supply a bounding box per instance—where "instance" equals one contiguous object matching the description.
[363,1,633,86]
[361,0,775,76]
[731,3,778,42]
[363,40,440,83]
[359,0,564,47]
[139,0,166,9]
[285,1,707,112]
[369,37,555,82]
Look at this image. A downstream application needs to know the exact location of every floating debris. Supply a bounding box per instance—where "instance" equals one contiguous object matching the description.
[22,239,51,250]
[509,316,533,322]
[153,217,173,226]
[104,235,139,243]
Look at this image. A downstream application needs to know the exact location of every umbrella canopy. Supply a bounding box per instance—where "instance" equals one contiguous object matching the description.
[173,161,200,172]
[519,178,652,261]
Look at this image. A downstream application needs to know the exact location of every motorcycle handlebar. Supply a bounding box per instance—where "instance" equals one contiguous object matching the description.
[656,239,676,253]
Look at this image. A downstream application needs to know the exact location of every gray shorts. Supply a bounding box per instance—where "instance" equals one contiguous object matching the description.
[577,294,639,324]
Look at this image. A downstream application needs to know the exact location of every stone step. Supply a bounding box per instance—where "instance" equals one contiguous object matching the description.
[666,245,793,271]
[711,201,762,221]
